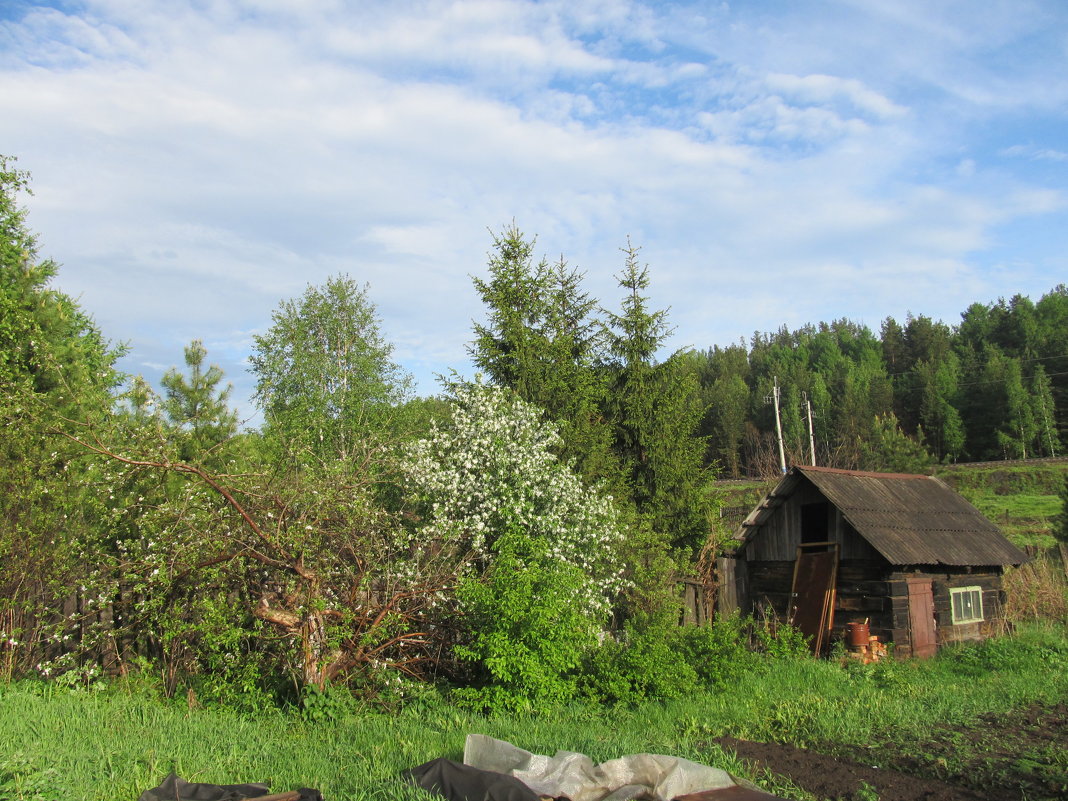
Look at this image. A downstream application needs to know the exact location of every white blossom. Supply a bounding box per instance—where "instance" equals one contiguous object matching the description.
[400,381,627,618]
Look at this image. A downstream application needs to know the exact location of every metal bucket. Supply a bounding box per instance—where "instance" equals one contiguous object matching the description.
[847,622,870,648]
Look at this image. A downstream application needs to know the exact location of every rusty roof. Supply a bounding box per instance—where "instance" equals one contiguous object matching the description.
[738,465,1029,567]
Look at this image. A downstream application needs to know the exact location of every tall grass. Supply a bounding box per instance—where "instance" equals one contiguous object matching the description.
[2,624,1066,801]
[1004,551,1068,624]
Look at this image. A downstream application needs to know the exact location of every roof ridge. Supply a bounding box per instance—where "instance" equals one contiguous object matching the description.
[794,465,932,480]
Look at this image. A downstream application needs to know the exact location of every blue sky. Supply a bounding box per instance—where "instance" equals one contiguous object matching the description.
[2,0,1066,423]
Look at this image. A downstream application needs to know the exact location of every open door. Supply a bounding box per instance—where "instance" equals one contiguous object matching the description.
[789,542,839,654]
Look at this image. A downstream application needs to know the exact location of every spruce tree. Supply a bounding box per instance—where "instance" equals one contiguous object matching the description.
[602,243,711,551]
[470,225,616,484]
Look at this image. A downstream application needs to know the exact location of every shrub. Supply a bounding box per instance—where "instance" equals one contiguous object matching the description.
[579,610,700,705]
[451,525,597,713]
[679,612,757,690]
[402,381,627,710]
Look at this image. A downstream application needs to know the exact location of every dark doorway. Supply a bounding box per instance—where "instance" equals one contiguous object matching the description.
[801,502,830,544]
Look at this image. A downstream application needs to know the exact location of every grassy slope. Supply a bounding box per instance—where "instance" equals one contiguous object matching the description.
[2,625,1066,801]
[936,460,1067,548]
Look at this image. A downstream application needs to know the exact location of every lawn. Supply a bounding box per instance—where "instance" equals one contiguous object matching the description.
[3,624,1066,801]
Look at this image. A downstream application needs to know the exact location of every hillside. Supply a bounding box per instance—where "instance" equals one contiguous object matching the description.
[936,459,1066,548]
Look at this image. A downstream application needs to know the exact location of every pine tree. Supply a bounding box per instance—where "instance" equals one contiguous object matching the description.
[161,339,239,465]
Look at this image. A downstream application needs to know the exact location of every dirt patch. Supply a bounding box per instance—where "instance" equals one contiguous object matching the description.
[714,703,1068,801]
[717,736,989,801]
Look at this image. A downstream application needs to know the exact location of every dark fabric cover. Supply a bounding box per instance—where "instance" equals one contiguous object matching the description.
[138,773,322,801]
[401,758,542,801]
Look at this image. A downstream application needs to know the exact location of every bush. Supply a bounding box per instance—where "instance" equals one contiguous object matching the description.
[449,524,601,713]
[679,612,757,690]
[579,611,699,705]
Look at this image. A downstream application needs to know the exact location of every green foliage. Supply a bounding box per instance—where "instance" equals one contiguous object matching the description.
[470,225,618,486]
[679,612,758,689]
[0,155,122,680]
[861,413,934,474]
[452,526,597,713]
[160,339,239,465]
[580,615,699,706]
[402,380,626,711]
[603,244,713,551]
[753,620,813,661]
[250,275,411,460]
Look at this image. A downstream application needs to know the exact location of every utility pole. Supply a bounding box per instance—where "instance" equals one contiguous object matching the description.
[803,391,816,466]
[765,376,787,475]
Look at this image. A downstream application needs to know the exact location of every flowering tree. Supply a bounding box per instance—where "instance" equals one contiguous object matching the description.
[400,380,627,708]
[402,380,626,614]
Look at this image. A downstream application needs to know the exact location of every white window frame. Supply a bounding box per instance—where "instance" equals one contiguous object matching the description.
[950,586,984,624]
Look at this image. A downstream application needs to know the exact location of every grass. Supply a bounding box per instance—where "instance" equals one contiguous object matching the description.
[1004,553,1068,624]
[936,460,1066,548]
[960,490,1059,546]
[2,623,1066,801]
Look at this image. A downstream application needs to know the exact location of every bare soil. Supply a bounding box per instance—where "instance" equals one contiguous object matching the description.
[714,703,1068,801]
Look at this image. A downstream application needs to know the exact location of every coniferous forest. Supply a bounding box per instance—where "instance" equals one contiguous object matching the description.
[2,156,1066,709]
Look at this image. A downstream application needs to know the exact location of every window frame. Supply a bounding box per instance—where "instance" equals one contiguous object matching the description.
[949,585,984,624]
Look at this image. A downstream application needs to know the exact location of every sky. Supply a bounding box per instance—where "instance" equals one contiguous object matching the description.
[2,0,1066,424]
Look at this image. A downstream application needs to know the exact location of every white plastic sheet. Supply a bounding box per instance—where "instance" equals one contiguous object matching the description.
[463,734,736,801]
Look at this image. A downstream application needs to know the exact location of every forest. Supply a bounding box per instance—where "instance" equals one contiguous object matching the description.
[2,154,1067,712]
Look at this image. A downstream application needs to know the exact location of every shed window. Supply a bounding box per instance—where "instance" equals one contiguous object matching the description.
[950,586,984,624]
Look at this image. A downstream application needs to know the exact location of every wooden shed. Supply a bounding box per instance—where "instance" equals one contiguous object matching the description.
[728,466,1029,657]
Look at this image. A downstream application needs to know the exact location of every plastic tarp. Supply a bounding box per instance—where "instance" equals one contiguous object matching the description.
[463,735,737,801]
[138,773,323,801]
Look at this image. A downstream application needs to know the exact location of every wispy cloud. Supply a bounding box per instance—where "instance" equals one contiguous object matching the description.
[0,0,1065,419]
[1002,145,1068,163]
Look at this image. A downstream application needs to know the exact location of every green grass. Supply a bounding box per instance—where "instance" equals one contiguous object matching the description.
[931,461,1066,548]
[960,490,1060,546]
[2,624,1066,801]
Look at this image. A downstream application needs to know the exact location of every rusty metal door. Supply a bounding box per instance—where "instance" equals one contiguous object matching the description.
[907,578,937,658]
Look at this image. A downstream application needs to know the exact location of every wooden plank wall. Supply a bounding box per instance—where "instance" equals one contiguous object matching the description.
[741,485,881,563]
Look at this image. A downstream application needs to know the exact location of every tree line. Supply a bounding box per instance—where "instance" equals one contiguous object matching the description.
[1,156,1064,710]
[690,293,1066,477]
[466,225,1066,480]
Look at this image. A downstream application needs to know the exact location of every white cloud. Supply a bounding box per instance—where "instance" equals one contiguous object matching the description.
[0,0,1064,420]
[764,73,907,119]
[1002,145,1068,163]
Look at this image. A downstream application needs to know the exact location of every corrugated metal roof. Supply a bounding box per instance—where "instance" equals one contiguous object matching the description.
[738,465,1029,567]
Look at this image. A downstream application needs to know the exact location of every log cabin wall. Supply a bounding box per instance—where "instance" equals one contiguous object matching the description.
[932,570,1005,645]
[881,569,1006,656]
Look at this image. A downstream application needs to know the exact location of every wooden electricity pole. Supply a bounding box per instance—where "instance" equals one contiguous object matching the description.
[803,391,816,466]
[769,377,787,474]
